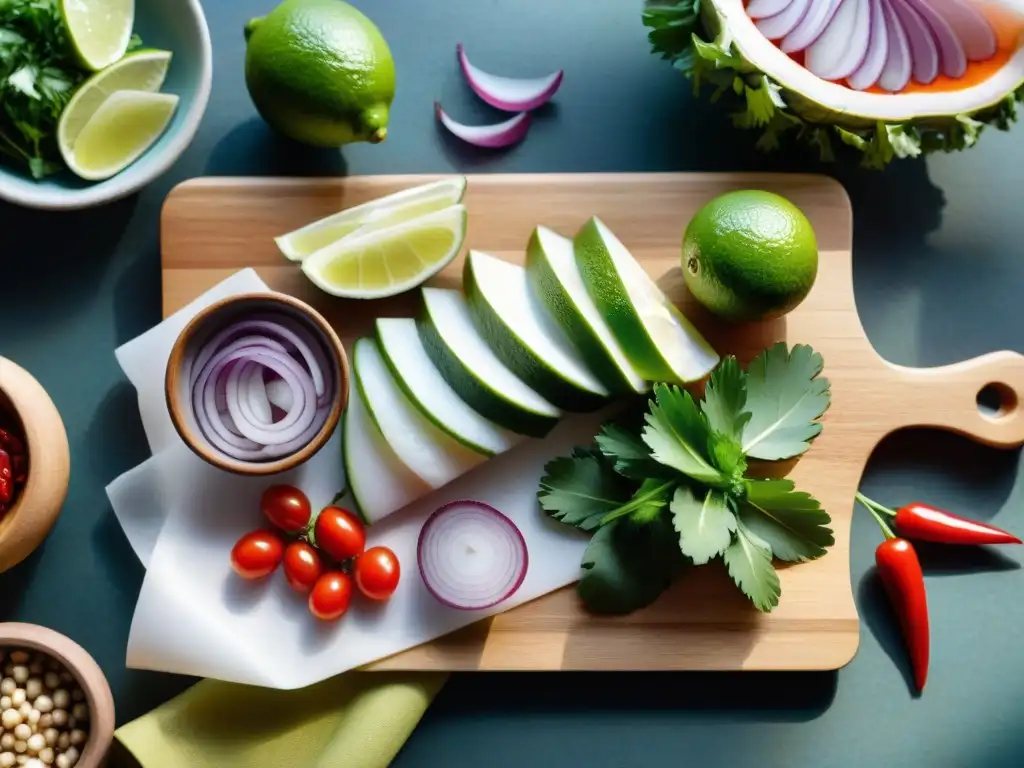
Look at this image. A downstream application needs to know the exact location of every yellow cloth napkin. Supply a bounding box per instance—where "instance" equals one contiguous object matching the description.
[110,672,448,768]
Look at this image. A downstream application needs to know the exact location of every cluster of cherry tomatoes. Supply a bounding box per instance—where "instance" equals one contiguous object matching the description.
[230,485,400,621]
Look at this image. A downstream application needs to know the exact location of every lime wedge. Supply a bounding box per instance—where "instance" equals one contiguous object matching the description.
[275,177,467,261]
[61,0,136,71]
[58,50,172,154]
[300,204,467,299]
[62,90,179,181]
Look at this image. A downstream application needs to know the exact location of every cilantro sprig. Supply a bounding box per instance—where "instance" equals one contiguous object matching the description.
[538,342,833,614]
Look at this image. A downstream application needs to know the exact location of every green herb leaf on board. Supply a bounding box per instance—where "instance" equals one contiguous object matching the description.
[700,356,751,443]
[595,421,675,481]
[601,477,677,526]
[538,448,634,532]
[723,522,781,612]
[739,479,834,562]
[671,485,736,565]
[741,343,831,461]
[642,384,725,486]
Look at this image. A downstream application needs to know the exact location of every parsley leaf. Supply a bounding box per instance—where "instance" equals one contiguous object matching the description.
[642,383,726,486]
[739,479,834,562]
[671,485,736,565]
[724,522,780,612]
[601,478,676,526]
[708,432,746,483]
[538,448,633,532]
[700,356,750,442]
[578,515,682,614]
[741,343,831,461]
[595,421,674,481]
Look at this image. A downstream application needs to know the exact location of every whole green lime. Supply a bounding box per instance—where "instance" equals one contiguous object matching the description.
[244,0,395,147]
[682,190,818,323]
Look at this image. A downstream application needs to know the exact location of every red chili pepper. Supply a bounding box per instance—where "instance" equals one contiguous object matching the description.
[857,492,1020,546]
[0,448,13,505]
[875,536,930,693]
[859,497,930,692]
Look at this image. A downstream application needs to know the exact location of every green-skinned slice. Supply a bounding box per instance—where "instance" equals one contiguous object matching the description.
[417,287,561,438]
[375,318,521,456]
[525,226,647,395]
[463,249,609,412]
[352,337,485,488]
[574,216,719,384]
[342,370,429,525]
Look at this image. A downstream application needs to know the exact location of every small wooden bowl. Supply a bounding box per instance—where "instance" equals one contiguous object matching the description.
[165,292,349,476]
[0,358,71,574]
[0,623,115,768]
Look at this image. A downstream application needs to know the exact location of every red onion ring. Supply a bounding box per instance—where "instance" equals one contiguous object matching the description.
[417,500,529,610]
[184,314,337,462]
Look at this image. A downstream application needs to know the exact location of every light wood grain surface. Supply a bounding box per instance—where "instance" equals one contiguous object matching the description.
[160,173,1024,671]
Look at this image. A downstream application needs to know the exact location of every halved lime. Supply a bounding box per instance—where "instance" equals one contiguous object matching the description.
[62,90,179,181]
[276,177,467,261]
[61,0,136,71]
[58,50,172,155]
[300,204,467,299]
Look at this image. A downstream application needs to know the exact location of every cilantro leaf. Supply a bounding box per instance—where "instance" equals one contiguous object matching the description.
[740,343,831,461]
[723,522,780,612]
[578,515,682,614]
[739,479,834,562]
[701,356,750,442]
[642,0,701,61]
[642,384,726,486]
[595,422,675,481]
[601,478,676,526]
[538,448,634,532]
[671,485,736,565]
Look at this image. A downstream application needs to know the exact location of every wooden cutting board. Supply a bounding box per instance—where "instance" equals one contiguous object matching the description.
[161,173,1024,672]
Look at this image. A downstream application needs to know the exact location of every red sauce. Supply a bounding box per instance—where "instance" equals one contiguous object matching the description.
[0,411,28,519]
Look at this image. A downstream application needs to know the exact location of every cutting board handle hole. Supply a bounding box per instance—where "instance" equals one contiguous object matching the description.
[977,383,1018,421]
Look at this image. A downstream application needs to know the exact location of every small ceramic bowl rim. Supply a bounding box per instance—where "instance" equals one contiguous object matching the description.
[165,292,349,477]
[0,0,213,211]
[0,622,115,768]
[0,358,71,574]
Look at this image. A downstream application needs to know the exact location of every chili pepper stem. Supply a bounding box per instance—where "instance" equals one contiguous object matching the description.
[855,491,896,517]
[857,496,896,539]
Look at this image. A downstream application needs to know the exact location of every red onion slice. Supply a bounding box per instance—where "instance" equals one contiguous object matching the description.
[906,0,967,77]
[890,0,940,84]
[756,0,814,40]
[417,500,529,611]
[929,0,996,61]
[806,0,872,80]
[878,0,914,91]
[781,0,844,52]
[848,0,890,90]
[457,44,563,112]
[435,103,530,148]
[747,0,796,19]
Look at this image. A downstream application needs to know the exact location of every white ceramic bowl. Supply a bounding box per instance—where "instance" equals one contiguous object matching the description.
[0,0,212,211]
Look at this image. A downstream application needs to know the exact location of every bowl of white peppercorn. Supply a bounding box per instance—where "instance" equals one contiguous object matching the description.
[0,624,113,768]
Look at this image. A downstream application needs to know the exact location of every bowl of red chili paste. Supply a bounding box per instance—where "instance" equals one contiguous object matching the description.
[0,358,70,573]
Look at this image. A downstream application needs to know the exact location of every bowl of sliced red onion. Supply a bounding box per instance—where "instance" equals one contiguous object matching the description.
[165,292,348,476]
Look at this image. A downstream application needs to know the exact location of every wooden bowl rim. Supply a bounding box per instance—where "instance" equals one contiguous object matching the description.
[0,622,115,768]
[0,358,71,572]
[164,291,349,476]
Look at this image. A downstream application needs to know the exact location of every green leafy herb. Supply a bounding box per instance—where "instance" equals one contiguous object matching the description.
[740,479,834,562]
[540,343,832,615]
[642,383,725,486]
[741,343,831,461]
[538,448,633,532]
[0,0,87,178]
[578,515,682,615]
[723,522,780,612]
[671,485,735,565]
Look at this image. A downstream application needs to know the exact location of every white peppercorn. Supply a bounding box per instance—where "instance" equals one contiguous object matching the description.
[53,758,67,768]
[11,727,28,744]
[22,683,39,704]
[47,712,64,730]
[0,697,9,711]
[67,705,85,725]
[53,735,66,753]
[0,736,11,750]
[31,699,50,716]
[47,693,65,714]
[0,753,13,768]
[35,716,49,732]
[23,736,42,756]
[15,757,25,767]
[9,691,24,709]
[0,681,13,697]
[61,750,76,768]
[11,741,24,754]
[36,749,51,767]
[10,670,26,687]
[1,710,22,729]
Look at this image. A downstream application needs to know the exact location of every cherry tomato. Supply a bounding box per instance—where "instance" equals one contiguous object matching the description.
[354,546,401,601]
[261,485,312,533]
[230,530,284,579]
[308,571,353,621]
[282,541,323,593]
[314,507,366,562]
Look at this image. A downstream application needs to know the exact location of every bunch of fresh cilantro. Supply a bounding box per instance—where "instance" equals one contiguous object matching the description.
[538,342,834,614]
